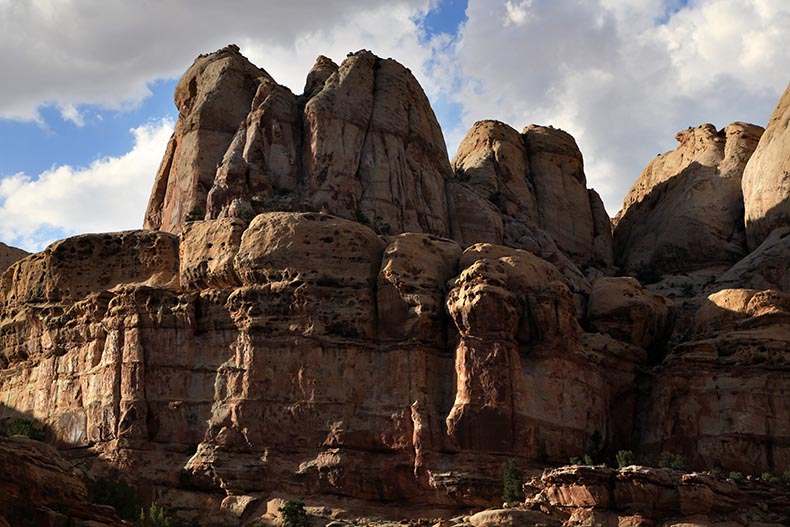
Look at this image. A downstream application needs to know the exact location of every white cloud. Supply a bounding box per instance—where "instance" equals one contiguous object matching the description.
[58,104,85,127]
[0,118,174,252]
[434,0,790,216]
[0,0,433,122]
[504,0,534,26]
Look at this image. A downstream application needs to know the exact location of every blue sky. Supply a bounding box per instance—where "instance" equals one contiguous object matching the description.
[1,0,788,252]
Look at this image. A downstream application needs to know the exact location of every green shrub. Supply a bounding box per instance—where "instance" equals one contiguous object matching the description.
[502,459,523,503]
[87,477,139,520]
[761,471,780,483]
[137,502,173,527]
[616,450,636,468]
[5,418,45,441]
[658,452,685,471]
[569,454,594,466]
[783,470,790,484]
[185,207,205,222]
[239,208,256,222]
[279,498,310,527]
[729,471,744,483]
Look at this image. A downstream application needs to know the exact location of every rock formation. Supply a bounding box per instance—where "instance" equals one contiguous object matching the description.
[449,120,613,272]
[743,84,790,250]
[614,122,763,280]
[2,45,790,525]
[145,45,451,239]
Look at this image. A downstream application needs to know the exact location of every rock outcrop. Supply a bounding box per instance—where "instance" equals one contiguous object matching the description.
[614,122,763,280]
[145,45,272,233]
[0,214,647,523]
[517,464,790,526]
[743,84,790,250]
[449,120,612,271]
[145,46,451,239]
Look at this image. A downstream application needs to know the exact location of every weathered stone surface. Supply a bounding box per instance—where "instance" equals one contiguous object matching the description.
[641,288,790,473]
[445,244,643,460]
[145,45,271,233]
[0,230,179,307]
[303,50,451,236]
[179,218,245,290]
[743,84,790,250]
[146,47,452,239]
[522,124,596,263]
[0,242,27,274]
[715,227,790,293]
[614,123,763,279]
[0,435,124,526]
[523,465,786,527]
[450,120,611,269]
[377,233,462,343]
[586,277,672,351]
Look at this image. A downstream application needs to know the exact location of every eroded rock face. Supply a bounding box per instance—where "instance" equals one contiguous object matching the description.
[450,120,612,270]
[641,287,790,473]
[0,230,179,308]
[144,45,271,233]
[614,122,763,280]
[586,277,672,353]
[145,46,451,239]
[714,227,790,293]
[743,84,790,250]
[518,464,789,527]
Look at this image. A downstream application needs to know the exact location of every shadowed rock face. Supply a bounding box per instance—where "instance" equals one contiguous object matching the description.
[743,83,790,250]
[613,122,763,280]
[144,45,451,239]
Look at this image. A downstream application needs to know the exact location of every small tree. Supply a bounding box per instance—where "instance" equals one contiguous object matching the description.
[616,450,636,468]
[658,452,685,471]
[279,498,310,527]
[136,502,173,527]
[502,459,523,503]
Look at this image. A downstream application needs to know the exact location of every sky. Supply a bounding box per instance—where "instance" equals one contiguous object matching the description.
[1,0,788,252]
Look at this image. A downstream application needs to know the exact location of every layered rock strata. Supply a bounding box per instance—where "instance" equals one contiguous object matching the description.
[0,213,646,523]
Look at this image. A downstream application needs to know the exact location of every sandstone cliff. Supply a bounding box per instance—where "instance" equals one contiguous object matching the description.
[144,45,451,239]
[2,46,790,526]
[614,122,763,280]
[743,83,790,250]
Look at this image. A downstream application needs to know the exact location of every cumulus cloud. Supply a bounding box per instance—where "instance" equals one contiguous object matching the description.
[0,118,174,252]
[435,0,790,215]
[0,0,433,121]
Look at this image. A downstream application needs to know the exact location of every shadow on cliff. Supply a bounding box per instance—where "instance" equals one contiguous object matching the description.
[613,161,748,283]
